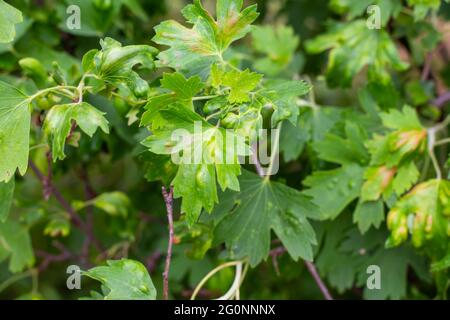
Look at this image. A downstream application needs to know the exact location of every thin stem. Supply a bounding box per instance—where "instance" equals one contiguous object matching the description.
[421,52,433,82]
[0,270,33,294]
[28,160,87,231]
[162,186,174,300]
[36,242,72,272]
[26,85,77,102]
[29,143,49,151]
[433,92,450,108]
[78,167,103,265]
[434,138,450,147]
[428,148,442,180]
[191,261,243,300]
[304,261,333,300]
[427,128,443,180]
[216,262,243,300]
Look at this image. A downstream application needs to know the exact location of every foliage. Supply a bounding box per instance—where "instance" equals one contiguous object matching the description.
[1,0,450,301]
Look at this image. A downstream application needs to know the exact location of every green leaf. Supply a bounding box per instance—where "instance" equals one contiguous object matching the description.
[379,105,423,131]
[314,121,369,166]
[330,0,402,26]
[0,81,30,182]
[91,37,158,97]
[84,259,156,300]
[74,192,131,218]
[211,65,262,104]
[431,252,450,272]
[251,25,300,76]
[361,245,428,299]
[407,0,443,20]
[44,213,71,237]
[153,0,259,78]
[0,220,34,273]
[0,178,15,222]
[140,73,205,127]
[353,199,385,234]
[258,79,311,126]
[210,170,319,266]
[0,1,23,43]
[43,102,110,161]
[392,161,420,196]
[316,215,363,293]
[306,20,408,87]
[58,0,122,37]
[303,165,365,220]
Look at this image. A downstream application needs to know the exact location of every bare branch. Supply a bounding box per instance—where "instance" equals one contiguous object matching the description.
[433,92,450,108]
[304,261,334,300]
[28,160,86,230]
[36,241,72,272]
[162,186,175,300]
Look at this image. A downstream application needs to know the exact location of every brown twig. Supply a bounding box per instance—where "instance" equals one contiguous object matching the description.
[433,91,450,108]
[29,159,104,269]
[28,160,86,230]
[146,250,162,273]
[42,151,53,200]
[269,246,286,276]
[36,241,72,272]
[421,52,433,82]
[304,261,334,300]
[78,167,103,265]
[162,186,174,300]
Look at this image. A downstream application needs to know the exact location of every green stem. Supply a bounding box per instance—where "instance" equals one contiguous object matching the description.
[429,145,442,180]
[27,86,78,103]
[0,270,33,294]
[434,138,450,147]
[190,260,244,300]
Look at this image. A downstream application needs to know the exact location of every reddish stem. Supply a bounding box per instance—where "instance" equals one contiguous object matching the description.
[162,186,174,300]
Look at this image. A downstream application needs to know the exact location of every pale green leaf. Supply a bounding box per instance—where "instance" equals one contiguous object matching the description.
[0,81,30,182]
[84,259,156,300]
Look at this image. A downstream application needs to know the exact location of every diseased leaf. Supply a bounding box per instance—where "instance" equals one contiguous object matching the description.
[386,179,450,249]
[153,0,259,78]
[90,37,158,97]
[143,105,249,224]
[44,102,109,161]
